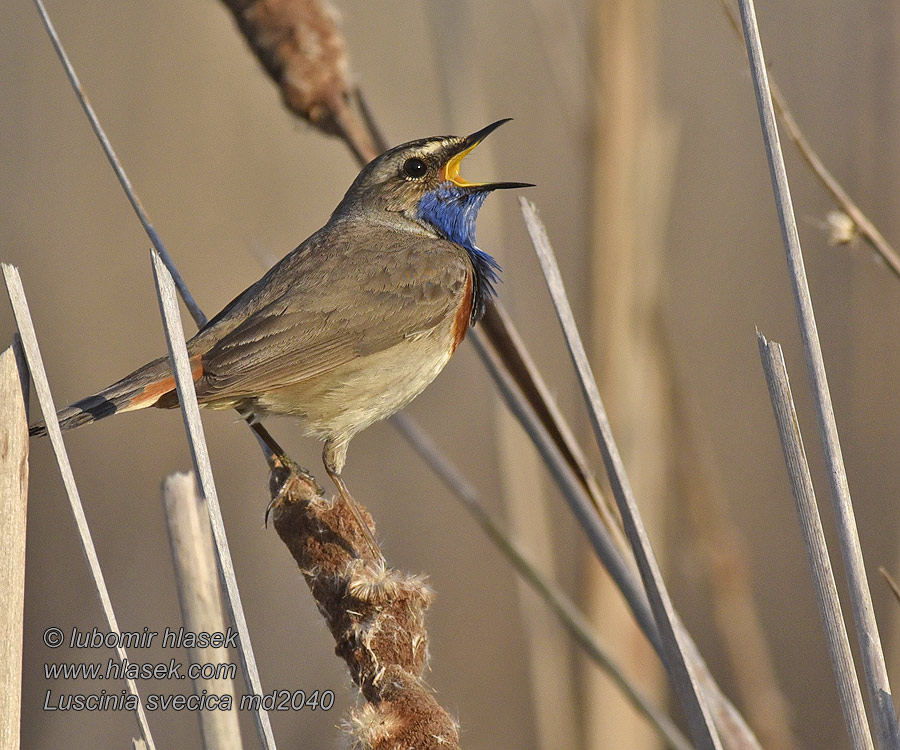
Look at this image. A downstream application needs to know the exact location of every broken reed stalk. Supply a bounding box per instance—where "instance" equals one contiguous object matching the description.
[757,332,873,750]
[150,251,276,750]
[716,0,900,280]
[1,264,157,750]
[664,337,797,750]
[734,2,900,747]
[267,465,459,750]
[0,341,29,750]
[391,413,694,750]
[519,199,722,750]
[162,472,244,750]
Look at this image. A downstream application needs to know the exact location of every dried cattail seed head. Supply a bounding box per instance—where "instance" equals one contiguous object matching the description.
[225,0,352,134]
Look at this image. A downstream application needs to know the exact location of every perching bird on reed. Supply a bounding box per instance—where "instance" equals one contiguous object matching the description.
[31,119,531,556]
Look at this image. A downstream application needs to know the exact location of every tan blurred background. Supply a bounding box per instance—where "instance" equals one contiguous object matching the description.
[3,0,900,747]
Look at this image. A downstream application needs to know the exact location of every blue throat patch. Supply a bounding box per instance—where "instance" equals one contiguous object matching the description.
[417,183,501,322]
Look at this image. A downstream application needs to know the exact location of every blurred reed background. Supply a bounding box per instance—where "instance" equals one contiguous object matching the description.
[2,0,900,747]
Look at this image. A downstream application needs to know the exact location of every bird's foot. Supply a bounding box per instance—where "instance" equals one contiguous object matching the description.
[271,453,321,490]
[265,458,323,527]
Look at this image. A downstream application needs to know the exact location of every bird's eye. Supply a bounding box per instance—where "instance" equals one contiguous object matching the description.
[402,157,428,179]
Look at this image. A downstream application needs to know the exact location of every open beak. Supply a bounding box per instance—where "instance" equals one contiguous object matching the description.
[440,119,535,191]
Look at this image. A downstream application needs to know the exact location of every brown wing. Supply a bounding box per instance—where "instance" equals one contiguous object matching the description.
[193,220,471,400]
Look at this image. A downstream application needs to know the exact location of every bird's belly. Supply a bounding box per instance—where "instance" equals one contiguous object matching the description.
[255,323,456,441]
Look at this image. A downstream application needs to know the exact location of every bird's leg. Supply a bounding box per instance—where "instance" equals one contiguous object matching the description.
[237,404,319,483]
[323,440,383,562]
[330,471,383,561]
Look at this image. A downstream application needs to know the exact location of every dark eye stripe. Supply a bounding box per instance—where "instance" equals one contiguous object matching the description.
[403,157,428,179]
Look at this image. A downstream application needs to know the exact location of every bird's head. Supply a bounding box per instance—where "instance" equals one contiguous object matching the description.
[331,119,532,249]
[331,119,531,322]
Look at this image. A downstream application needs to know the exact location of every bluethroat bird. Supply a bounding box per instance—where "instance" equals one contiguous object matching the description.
[31,119,532,557]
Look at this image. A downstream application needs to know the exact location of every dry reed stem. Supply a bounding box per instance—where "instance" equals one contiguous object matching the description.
[735,2,900,747]
[151,250,277,749]
[587,1,676,744]
[2,264,157,750]
[520,200,723,750]
[0,341,29,750]
[162,472,244,750]
[267,465,459,750]
[757,332,873,750]
[661,323,798,750]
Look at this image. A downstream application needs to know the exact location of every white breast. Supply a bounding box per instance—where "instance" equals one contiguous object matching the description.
[255,316,458,444]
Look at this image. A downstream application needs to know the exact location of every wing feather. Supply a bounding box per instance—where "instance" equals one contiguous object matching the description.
[193,221,471,400]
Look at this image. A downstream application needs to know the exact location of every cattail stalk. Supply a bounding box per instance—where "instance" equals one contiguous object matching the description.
[268,465,459,749]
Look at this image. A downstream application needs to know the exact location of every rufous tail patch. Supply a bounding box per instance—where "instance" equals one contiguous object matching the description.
[129,354,203,409]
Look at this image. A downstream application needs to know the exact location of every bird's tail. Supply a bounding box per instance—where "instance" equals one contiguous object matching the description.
[29,353,203,436]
